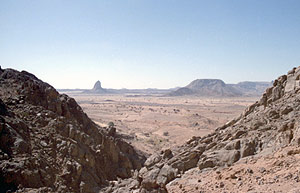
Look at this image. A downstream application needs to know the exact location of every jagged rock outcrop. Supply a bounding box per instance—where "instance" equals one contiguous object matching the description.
[108,66,300,192]
[92,80,105,92]
[83,80,109,94]
[0,68,145,192]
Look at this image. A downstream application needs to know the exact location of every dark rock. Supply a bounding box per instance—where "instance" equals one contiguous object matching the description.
[281,106,293,115]
[144,154,162,168]
[198,159,216,170]
[162,149,173,159]
[0,99,7,115]
[269,110,280,119]
[141,167,160,190]
[107,126,116,137]
[241,139,256,158]
[233,130,247,139]
[0,68,145,192]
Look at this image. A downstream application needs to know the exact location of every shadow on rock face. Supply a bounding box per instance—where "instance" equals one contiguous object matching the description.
[0,68,146,192]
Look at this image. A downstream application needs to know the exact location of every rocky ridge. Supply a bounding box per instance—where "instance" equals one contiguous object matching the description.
[108,66,300,192]
[0,67,145,192]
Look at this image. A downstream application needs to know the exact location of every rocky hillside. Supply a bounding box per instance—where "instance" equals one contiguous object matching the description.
[168,79,271,97]
[107,66,300,192]
[0,67,145,192]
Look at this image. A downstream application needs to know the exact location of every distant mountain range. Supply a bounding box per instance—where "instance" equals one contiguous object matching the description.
[229,81,273,96]
[168,79,272,97]
[58,79,272,97]
[58,80,175,95]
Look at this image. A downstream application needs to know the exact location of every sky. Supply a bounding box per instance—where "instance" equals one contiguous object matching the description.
[0,0,300,89]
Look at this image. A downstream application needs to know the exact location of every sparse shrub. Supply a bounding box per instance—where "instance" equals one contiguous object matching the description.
[108,121,115,128]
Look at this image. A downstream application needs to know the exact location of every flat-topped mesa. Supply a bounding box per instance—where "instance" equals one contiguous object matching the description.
[168,78,272,97]
[169,79,242,97]
[186,79,226,89]
[0,68,145,193]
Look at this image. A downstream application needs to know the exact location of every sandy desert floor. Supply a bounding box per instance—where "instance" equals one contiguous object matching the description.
[66,93,258,156]
[166,145,300,193]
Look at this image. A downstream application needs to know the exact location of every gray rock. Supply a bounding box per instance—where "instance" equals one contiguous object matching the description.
[144,154,162,168]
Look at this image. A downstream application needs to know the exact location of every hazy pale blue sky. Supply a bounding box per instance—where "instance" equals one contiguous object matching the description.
[0,0,299,89]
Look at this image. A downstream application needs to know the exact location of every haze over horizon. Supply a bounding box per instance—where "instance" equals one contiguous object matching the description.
[1,0,300,89]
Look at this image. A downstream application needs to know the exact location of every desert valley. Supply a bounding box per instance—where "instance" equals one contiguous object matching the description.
[62,82,264,156]
[2,66,300,193]
[2,1,300,192]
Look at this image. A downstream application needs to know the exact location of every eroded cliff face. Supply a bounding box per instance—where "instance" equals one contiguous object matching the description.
[0,68,145,192]
[106,66,300,193]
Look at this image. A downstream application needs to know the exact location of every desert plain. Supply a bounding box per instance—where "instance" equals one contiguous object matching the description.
[65,93,258,156]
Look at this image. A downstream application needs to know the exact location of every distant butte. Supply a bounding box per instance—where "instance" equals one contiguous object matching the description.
[168,79,271,97]
[92,80,104,91]
[84,80,108,94]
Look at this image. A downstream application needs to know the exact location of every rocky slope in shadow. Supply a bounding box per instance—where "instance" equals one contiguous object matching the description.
[0,67,145,192]
[107,66,300,192]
